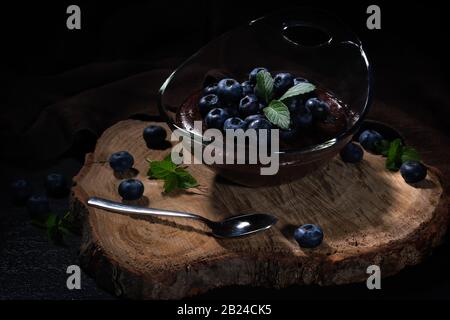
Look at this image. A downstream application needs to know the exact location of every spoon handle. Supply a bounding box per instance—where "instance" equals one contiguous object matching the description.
[87,197,211,224]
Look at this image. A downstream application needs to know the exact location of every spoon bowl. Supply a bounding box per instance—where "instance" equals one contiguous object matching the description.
[211,213,278,238]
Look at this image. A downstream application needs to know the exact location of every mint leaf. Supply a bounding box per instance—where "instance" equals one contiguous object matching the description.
[386,139,403,171]
[46,213,59,229]
[279,82,316,101]
[163,173,179,193]
[255,70,274,103]
[44,213,65,244]
[148,154,199,193]
[147,157,177,178]
[31,211,75,244]
[374,139,390,156]
[401,146,420,163]
[263,100,291,129]
[175,168,199,189]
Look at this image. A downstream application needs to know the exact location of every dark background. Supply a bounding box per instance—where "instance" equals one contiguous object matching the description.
[0,0,449,300]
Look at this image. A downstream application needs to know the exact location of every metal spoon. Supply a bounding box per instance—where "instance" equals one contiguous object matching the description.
[87,197,278,238]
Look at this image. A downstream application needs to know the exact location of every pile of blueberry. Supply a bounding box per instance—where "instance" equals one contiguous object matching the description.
[199,67,330,139]
[108,124,169,200]
[339,129,427,184]
[10,173,70,221]
[109,150,144,201]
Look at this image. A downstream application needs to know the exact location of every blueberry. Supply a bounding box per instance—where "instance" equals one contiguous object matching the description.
[10,179,32,204]
[217,78,243,104]
[294,224,323,248]
[305,98,330,121]
[143,125,167,147]
[27,195,50,220]
[205,108,230,130]
[247,118,272,130]
[45,173,69,198]
[400,160,427,183]
[293,107,313,128]
[340,143,364,163]
[223,107,239,117]
[239,94,260,117]
[118,179,144,201]
[244,114,265,126]
[358,130,383,154]
[273,72,294,97]
[249,67,269,84]
[223,117,246,130]
[241,81,254,96]
[293,77,309,86]
[279,125,299,141]
[198,94,221,117]
[109,151,134,172]
[285,97,303,113]
[247,118,273,147]
[203,83,218,96]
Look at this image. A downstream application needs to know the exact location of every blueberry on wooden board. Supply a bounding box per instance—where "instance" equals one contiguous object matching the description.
[109,151,134,173]
[294,224,324,248]
[400,160,427,183]
[118,179,144,201]
[143,125,167,148]
[358,130,383,154]
[340,143,364,163]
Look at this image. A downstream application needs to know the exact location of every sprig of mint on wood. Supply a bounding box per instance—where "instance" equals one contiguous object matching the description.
[255,70,316,130]
[147,154,199,193]
[375,138,421,171]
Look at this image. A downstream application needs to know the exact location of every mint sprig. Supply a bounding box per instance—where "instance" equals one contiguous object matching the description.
[279,82,316,101]
[255,70,274,103]
[147,154,199,193]
[383,138,421,171]
[263,100,291,130]
[374,139,390,156]
[254,70,316,129]
[386,139,403,171]
[32,211,74,244]
[400,146,421,163]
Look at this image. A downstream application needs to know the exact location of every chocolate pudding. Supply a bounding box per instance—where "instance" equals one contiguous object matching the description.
[176,87,353,151]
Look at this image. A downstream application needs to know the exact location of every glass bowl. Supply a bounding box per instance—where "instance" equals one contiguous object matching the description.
[158,7,372,187]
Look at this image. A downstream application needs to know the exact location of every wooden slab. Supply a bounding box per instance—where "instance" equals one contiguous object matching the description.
[71,119,448,299]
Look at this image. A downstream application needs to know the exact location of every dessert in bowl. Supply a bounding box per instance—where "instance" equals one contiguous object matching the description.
[159,8,372,187]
